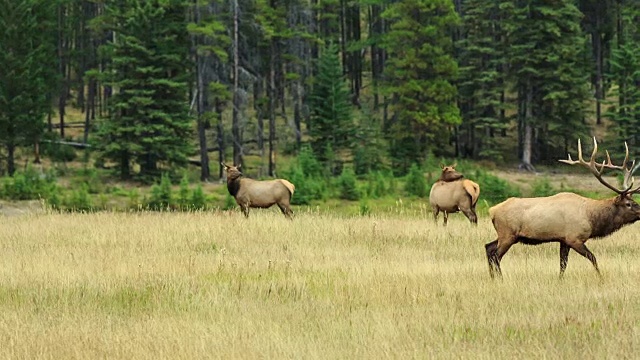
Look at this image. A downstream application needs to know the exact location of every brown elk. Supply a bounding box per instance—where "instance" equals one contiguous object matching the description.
[486,138,640,278]
[222,163,296,219]
[429,164,481,225]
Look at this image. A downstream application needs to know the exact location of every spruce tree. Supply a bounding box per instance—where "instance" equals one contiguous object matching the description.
[381,0,461,172]
[308,43,354,166]
[606,2,640,155]
[505,0,590,167]
[97,0,193,180]
[0,0,57,175]
[456,0,509,160]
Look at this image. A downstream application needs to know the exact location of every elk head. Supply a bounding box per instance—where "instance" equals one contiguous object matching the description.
[438,163,463,182]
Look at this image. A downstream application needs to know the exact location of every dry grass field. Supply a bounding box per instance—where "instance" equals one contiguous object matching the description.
[1,209,640,359]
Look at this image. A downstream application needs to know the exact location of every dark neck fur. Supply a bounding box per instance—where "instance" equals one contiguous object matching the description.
[226,173,243,197]
[588,199,630,238]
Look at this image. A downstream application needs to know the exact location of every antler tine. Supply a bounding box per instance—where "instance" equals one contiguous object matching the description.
[559,137,629,195]
[625,161,640,195]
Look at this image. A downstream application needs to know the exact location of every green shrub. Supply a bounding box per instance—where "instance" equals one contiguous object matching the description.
[148,173,174,210]
[41,134,77,163]
[473,169,521,205]
[366,171,389,199]
[338,167,360,201]
[223,193,236,210]
[531,177,555,197]
[298,145,324,177]
[404,164,427,197]
[44,184,62,211]
[190,184,207,210]
[1,166,56,200]
[127,188,142,210]
[177,174,191,210]
[359,197,371,216]
[64,183,93,212]
[287,165,326,205]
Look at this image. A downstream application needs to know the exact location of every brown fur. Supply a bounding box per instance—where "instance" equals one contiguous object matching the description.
[486,192,640,278]
[429,178,481,225]
[222,163,295,219]
[438,164,464,182]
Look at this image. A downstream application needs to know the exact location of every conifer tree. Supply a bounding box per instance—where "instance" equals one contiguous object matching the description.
[0,0,57,175]
[505,0,589,168]
[457,0,509,160]
[308,43,354,166]
[606,1,640,154]
[97,0,193,179]
[381,0,461,172]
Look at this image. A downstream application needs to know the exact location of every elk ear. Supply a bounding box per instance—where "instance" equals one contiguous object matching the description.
[452,162,457,169]
[221,162,228,169]
[236,164,242,170]
[440,162,445,169]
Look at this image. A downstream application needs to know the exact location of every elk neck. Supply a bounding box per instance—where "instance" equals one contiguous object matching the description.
[587,197,634,238]
[226,172,243,197]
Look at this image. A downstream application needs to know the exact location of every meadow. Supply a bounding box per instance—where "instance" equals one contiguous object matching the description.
[1,208,639,359]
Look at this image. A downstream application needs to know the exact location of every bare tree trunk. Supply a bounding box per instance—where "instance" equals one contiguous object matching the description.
[231,0,242,166]
[58,4,67,139]
[593,25,604,125]
[217,103,225,179]
[520,86,535,172]
[194,0,210,181]
[268,42,277,177]
[7,143,16,176]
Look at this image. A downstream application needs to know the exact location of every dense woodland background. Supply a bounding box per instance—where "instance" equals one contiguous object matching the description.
[0,0,639,210]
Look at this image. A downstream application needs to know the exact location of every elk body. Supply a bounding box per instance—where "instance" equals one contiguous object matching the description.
[222,163,295,219]
[486,138,640,278]
[429,164,480,225]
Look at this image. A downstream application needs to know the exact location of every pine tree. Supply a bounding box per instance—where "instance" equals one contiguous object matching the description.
[97,0,193,180]
[505,0,590,168]
[308,43,354,167]
[381,0,461,172]
[0,0,57,175]
[456,0,509,160]
[606,1,640,154]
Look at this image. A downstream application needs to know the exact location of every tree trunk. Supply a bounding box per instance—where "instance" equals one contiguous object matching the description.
[7,144,16,176]
[194,0,210,181]
[593,26,604,125]
[268,42,277,177]
[84,77,96,143]
[520,86,535,171]
[231,0,242,166]
[217,102,225,179]
[58,3,66,139]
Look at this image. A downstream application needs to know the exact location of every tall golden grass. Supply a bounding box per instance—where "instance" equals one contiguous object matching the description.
[1,209,639,359]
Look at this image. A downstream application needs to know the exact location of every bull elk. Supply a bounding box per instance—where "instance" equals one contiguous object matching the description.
[429,163,481,225]
[222,163,296,219]
[486,138,640,278]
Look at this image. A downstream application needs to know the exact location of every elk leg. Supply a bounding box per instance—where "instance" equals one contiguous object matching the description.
[278,203,294,220]
[568,242,601,277]
[485,240,501,278]
[460,208,478,225]
[433,208,440,223]
[559,243,570,277]
[241,204,250,218]
[443,212,448,226]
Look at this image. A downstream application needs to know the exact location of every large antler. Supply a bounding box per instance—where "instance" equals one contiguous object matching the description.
[559,137,640,195]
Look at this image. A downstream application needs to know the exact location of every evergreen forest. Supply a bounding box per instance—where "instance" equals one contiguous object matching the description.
[1,0,639,211]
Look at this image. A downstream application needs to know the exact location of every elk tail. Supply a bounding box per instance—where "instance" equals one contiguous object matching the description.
[280,179,296,198]
[462,179,480,206]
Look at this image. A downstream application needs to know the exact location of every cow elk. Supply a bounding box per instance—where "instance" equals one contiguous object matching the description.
[222,163,296,219]
[486,138,640,278]
[429,163,481,225]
